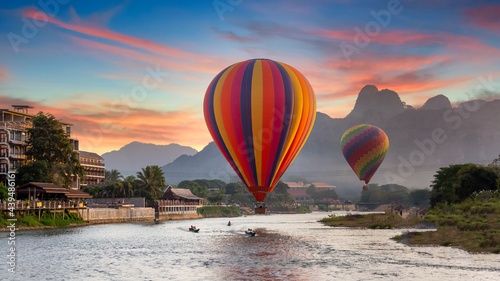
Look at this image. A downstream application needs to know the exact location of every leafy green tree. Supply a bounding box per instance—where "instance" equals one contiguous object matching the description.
[22,112,85,187]
[0,182,8,200]
[264,181,295,205]
[136,165,166,205]
[430,164,500,207]
[105,169,123,185]
[16,160,53,186]
[408,189,430,208]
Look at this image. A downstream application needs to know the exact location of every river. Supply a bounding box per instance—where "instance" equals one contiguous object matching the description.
[1,212,499,280]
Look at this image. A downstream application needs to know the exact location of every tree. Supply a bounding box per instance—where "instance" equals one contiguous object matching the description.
[0,182,8,200]
[16,160,53,186]
[21,112,84,187]
[137,166,166,204]
[105,169,123,185]
[430,164,500,207]
[408,189,430,208]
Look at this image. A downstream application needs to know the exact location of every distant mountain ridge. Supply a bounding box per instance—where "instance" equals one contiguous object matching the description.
[102,141,197,176]
[161,85,500,198]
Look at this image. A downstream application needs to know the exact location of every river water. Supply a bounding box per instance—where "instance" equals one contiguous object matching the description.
[1,212,499,281]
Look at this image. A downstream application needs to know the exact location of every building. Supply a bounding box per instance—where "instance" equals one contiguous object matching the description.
[16,182,92,200]
[283,182,306,191]
[79,151,105,187]
[310,182,336,192]
[0,105,93,189]
[161,185,204,205]
[288,189,312,203]
[284,181,336,192]
[0,105,34,178]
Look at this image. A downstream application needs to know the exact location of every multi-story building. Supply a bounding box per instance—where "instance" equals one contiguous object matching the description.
[0,105,33,177]
[79,151,105,187]
[0,105,93,189]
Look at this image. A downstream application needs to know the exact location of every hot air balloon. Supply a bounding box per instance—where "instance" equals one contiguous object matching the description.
[204,59,316,204]
[340,124,389,190]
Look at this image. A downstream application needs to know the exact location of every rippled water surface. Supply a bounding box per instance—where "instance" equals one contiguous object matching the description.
[1,212,499,280]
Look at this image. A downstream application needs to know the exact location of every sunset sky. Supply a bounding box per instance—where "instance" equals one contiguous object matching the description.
[1,0,499,154]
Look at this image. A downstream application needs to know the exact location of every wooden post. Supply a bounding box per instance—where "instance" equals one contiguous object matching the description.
[38,208,41,221]
[62,206,65,220]
[53,201,56,220]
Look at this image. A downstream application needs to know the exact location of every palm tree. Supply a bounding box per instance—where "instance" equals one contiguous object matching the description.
[136,166,165,199]
[105,169,123,185]
[123,175,137,197]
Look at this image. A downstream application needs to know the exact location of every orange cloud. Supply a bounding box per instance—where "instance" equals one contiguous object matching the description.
[0,96,211,155]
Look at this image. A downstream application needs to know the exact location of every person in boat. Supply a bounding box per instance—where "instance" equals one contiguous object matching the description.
[228,221,231,226]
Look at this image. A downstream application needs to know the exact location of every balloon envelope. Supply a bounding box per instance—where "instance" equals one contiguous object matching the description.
[204,59,316,201]
[340,124,389,185]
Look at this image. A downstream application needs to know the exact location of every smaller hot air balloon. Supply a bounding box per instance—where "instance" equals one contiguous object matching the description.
[340,124,389,190]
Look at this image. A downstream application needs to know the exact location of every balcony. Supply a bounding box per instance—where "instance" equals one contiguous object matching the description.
[0,121,32,131]
[10,154,26,160]
[80,160,105,167]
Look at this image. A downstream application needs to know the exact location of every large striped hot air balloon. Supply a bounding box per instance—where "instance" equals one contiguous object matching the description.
[340,124,389,190]
[204,59,316,202]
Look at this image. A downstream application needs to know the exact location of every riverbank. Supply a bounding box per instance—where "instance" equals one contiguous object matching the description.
[320,195,500,254]
[0,211,88,231]
[320,212,421,229]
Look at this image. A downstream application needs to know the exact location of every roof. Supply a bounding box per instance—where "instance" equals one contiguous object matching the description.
[17,182,70,194]
[163,186,203,200]
[310,182,335,188]
[288,190,311,197]
[284,182,304,188]
[17,182,92,198]
[79,150,104,160]
[66,189,93,199]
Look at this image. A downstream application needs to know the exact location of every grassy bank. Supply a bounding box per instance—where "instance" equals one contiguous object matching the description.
[320,212,421,229]
[399,194,500,253]
[197,206,242,217]
[1,211,87,230]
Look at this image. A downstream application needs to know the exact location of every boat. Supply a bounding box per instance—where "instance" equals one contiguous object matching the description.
[245,229,256,236]
[227,221,232,226]
[189,226,199,232]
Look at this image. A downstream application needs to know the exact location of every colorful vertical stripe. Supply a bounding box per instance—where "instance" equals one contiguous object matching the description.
[204,59,316,202]
[340,124,389,184]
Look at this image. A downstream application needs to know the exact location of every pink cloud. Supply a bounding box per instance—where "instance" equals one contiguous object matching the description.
[466,4,500,33]
[0,67,10,81]
[70,36,223,74]
[22,8,214,63]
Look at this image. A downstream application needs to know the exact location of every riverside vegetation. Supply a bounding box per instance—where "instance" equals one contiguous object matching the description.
[0,211,86,230]
[321,160,500,254]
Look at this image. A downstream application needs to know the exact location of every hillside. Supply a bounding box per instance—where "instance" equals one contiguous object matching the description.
[102,141,197,176]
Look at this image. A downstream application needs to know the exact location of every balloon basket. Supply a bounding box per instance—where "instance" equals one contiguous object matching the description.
[255,207,267,214]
